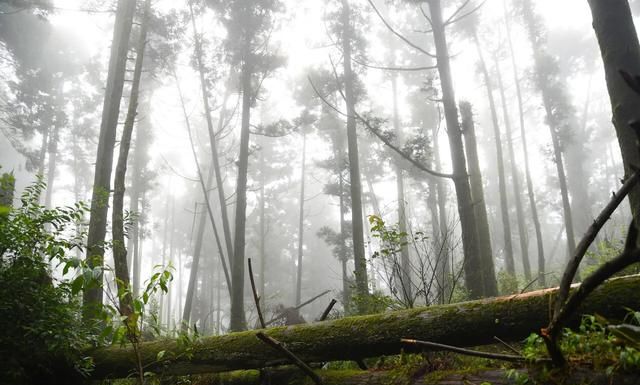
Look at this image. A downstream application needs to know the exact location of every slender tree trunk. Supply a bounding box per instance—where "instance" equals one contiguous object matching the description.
[230,57,252,331]
[189,3,234,264]
[44,90,61,209]
[472,32,514,276]
[167,196,176,328]
[586,0,640,221]
[504,0,546,286]
[428,0,485,298]
[432,125,451,302]
[341,0,368,306]
[337,136,351,311]
[37,125,48,177]
[520,0,577,267]
[459,102,498,296]
[182,167,215,328]
[175,71,232,297]
[259,149,266,301]
[112,0,151,314]
[295,131,307,305]
[391,74,412,304]
[84,0,136,318]
[494,58,531,281]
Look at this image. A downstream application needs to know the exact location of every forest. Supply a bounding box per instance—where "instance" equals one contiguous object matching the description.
[2,0,640,384]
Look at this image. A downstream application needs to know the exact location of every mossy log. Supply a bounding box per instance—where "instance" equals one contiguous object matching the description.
[184,367,640,385]
[90,275,640,379]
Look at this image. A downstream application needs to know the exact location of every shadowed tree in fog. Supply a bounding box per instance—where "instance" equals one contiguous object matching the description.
[83,0,136,319]
[207,0,284,331]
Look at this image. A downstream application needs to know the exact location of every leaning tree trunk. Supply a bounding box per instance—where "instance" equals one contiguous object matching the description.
[428,0,485,298]
[495,58,532,281]
[112,0,151,315]
[391,73,412,304]
[341,0,369,306]
[83,0,136,319]
[432,125,452,302]
[189,3,234,265]
[586,0,640,221]
[89,274,640,379]
[473,31,515,276]
[182,166,215,329]
[459,101,498,296]
[504,0,546,286]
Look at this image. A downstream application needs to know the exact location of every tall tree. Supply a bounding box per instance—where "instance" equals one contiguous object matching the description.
[208,0,284,331]
[586,0,640,221]
[341,0,369,307]
[84,0,136,318]
[459,102,498,295]
[471,29,515,276]
[503,0,546,286]
[518,0,587,267]
[494,57,532,281]
[427,0,487,298]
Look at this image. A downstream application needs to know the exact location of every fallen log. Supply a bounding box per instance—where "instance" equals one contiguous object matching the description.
[188,367,640,385]
[90,275,640,379]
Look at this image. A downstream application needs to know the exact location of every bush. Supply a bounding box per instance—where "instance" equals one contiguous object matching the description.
[0,178,94,384]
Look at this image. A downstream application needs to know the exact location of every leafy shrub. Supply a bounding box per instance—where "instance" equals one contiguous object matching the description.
[0,178,94,384]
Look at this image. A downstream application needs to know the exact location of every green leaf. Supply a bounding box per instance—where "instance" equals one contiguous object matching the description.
[71,275,84,295]
[156,350,166,361]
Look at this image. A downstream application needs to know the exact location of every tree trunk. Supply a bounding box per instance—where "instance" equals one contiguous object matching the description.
[586,0,640,221]
[459,101,498,297]
[230,57,252,331]
[341,0,369,306]
[89,275,640,378]
[190,367,640,385]
[494,58,532,281]
[44,88,61,209]
[112,0,151,314]
[182,166,215,328]
[431,125,451,303]
[189,3,234,264]
[428,0,484,298]
[504,0,546,286]
[473,31,515,276]
[295,131,307,306]
[391,74,412,304]
[520,0,577,267]
[259,148,266,301]
[83,0,136,319]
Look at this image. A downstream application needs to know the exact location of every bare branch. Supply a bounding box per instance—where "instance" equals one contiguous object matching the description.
[352,56,437,72]
[366,0,437,58]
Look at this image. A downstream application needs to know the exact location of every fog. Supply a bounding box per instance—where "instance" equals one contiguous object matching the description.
[1,0,638,334]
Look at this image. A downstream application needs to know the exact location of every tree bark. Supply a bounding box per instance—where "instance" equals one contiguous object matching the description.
[341,0,369,306]
[83,0,136,319]
[89,275,640,378]
[391,73,412,304]
[230,57,252,331]
[504,0,546,286]
[494,57,531,281]
[459,101,498,297]
[189,3,234,265]
[473,31,515,276]
[428,0,484,298]
[520,0,577,267]
[586,0,640,221]
[112,0,151,314]
[189,367,640,385]
[295,131,307,306]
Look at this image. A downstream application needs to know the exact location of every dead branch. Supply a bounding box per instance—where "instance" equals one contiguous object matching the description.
[256,332,323,385]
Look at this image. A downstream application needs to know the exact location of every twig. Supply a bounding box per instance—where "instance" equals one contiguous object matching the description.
[307,74,455,180]
[553,169,640,317]
[318,299,337,321]
[493,336,521,355]
[402,339,546,363]
[255,332,323,385]
[265,290,331,326]
[365,0,437,58]
[248,258,266,329]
